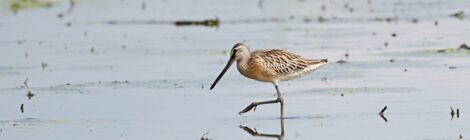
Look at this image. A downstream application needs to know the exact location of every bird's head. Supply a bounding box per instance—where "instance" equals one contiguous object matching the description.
[210,43,250,90]
[230,43,250,61]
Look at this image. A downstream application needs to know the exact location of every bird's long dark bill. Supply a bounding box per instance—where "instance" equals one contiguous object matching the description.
[210,56,235,90]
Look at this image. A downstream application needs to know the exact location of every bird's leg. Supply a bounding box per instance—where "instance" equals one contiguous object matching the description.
[239,99,279,115]
[238,84,285,118]
[275,84,284,119]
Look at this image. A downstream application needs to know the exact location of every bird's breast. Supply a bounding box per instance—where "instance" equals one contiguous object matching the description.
[237,59,276,82]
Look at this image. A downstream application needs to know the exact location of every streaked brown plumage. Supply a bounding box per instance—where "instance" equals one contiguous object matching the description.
[240,49,327,83]
[210,43,328,118]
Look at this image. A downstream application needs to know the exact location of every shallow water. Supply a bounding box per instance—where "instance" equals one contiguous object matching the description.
[1,0,470,139]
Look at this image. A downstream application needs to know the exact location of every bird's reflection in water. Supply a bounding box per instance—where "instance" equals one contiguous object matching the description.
[239,114,285,140]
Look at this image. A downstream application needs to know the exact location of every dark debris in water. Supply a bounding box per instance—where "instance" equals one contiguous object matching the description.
[450,107,460,120]
[26,90,34,100]
[374,17,398,23]
[459,43,469,50]
[200,131,213,140]
[41,62,48,70]
[57,0,76,19]
[141,1,146,11]
[66,22,72,27]
[23,77,29,88]
[336,59,347,64]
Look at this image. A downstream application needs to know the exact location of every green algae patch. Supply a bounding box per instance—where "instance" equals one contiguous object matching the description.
[8,0,54,13]
[433,44,470,54]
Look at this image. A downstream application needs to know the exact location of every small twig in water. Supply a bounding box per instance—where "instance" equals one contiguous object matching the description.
[200,130,212,140]
[20,104,24,113]
[57,0,76,19]
[379,106,387,115]
[378,106,388,122]
[23,77,28,88]
[451,107,455,117]
[380,114,388,122]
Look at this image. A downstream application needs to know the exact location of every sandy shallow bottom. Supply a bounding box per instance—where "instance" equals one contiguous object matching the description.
[1,0,470,139]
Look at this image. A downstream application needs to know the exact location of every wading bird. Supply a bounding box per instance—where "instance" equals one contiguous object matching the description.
[210,43,327,118]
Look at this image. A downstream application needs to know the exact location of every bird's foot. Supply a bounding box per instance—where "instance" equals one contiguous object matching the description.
[239,103,257,115]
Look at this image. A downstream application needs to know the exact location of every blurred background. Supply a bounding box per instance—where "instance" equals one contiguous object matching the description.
[0,0,469,139]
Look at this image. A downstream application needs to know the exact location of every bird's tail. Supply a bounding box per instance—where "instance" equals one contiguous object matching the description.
[305,59,328,65]
[304,58,328,72]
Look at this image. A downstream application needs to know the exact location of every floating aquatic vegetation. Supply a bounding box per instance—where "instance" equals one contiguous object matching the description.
[104,18,219,28]
[8,0,54,14]
[0,118,66,128]
[434,44,470,54]
[26,90,34,100]
[111,80,130,84]
[451,11,465,20]
[174,18,219,27]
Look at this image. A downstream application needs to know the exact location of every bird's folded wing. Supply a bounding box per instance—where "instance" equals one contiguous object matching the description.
[255,49,311,75]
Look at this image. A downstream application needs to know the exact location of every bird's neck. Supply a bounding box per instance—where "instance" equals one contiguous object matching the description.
[236,57,250,74]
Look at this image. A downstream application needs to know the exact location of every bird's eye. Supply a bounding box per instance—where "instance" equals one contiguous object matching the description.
[232,48,238,54]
